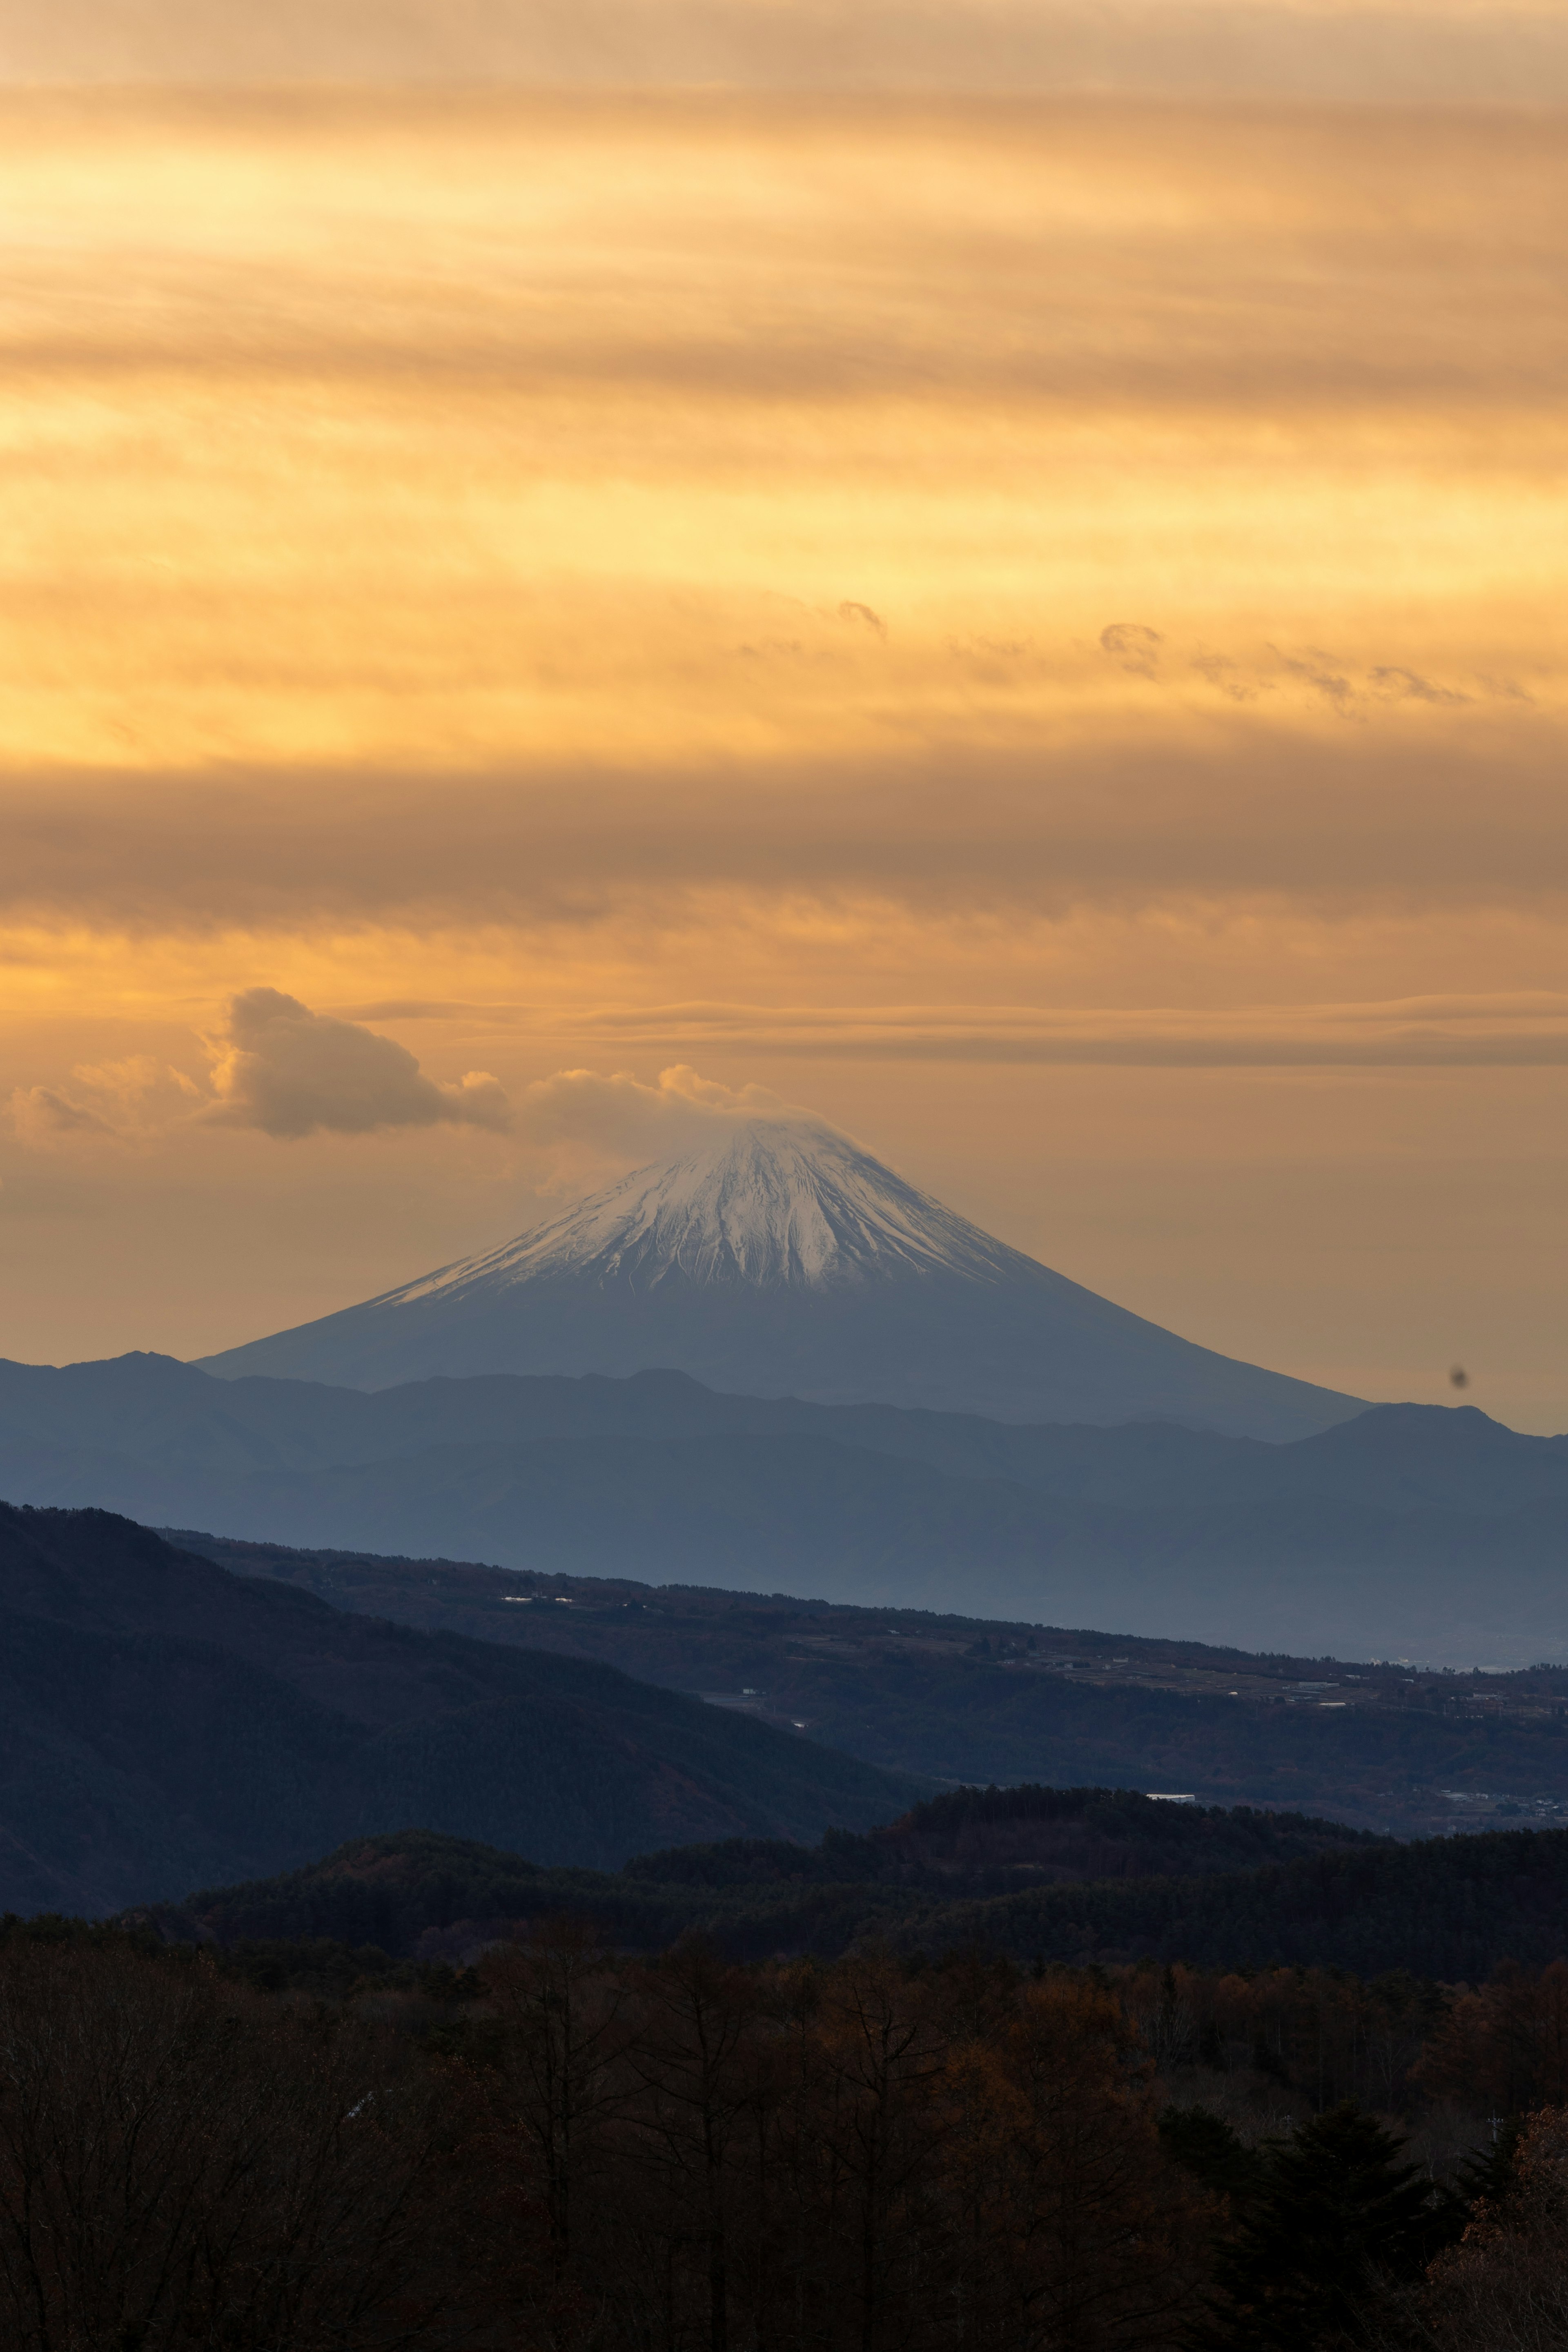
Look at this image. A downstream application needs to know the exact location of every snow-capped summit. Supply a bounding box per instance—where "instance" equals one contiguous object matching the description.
[198,1115,1361,1439]
[396,1117,1016,1302]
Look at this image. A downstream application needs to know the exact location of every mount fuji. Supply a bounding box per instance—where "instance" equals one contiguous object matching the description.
[198,1116,1361,1438]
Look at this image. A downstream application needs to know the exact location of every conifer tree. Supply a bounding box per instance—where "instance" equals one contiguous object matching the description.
[1196,2102,1461,2350]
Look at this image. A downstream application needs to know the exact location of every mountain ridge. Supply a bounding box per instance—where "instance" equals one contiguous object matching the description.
[3,1354,1566,1658]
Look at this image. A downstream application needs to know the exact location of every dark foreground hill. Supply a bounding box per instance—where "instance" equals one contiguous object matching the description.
[0,1503,915,1917]
[136,1792,1568,1982]
[170,1528,1568,1840]
[3,1351,1566,1658]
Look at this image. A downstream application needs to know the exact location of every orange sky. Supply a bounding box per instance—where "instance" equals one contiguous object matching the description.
[3,66,1566,1427]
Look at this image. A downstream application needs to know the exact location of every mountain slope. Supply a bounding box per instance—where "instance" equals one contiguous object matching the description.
[194,1118,1359,1439]
[0,1503,917,1917]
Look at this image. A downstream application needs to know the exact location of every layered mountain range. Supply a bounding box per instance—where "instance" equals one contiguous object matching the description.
[196,1117,1359,1440]
[3,1350,1567,1659]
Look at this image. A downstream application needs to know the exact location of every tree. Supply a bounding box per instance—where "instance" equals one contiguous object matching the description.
[991,1978,1212,2352]
[1417,2105,1568,2352]
[1417,1963,1568,2117]
[1196,2103,1459,2351]
[0,1935,453,2352]
[808,1951,952,2352]
[467,1917,639,2347]
[617,1937,777,2352]
[1158,2105,1263,2207]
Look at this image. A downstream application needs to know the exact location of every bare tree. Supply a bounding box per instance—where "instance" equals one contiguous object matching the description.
[0,1937,455,2352]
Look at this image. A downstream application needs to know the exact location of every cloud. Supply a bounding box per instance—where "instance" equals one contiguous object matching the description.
[9,1,1568,103]
[1099,624,1163,679]
[511,1062,831,1187]
[9,1085,118,1145]
[1369,666,1472,706]
[8,1057,202,1147]
[1188,653,1258,703]
[503,992,1568,1068]
[4,720,1566,942]
[9,1003,511,1145]
[1272,648,1357,714]
[201,989,511,1138]
[288,989,1568,1070]
[336,1000,494,1021]
[519,1063,811,1140]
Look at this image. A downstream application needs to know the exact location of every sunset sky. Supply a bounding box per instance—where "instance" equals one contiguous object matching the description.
[4,5,1567,1427]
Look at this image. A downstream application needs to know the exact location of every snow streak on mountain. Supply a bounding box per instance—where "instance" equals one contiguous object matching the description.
[399,1119,1017,1299]
[199,1116,1361,1438]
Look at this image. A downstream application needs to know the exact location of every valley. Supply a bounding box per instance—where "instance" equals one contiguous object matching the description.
[172,1526,1568,1840]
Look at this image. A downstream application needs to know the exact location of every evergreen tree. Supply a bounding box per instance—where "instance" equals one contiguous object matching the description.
[1196,2102,1461,2350]
[1453,2112,1524,2209]
[1159,2104,1264,2205]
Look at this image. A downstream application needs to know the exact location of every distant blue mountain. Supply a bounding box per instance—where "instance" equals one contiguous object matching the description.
[2,1349,1565,1662]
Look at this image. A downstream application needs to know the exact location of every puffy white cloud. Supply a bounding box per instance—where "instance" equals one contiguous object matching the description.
[202,989,511,1139]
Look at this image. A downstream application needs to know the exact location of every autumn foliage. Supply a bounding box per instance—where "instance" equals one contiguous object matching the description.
[0,1922,1218,2352]
[10,1918,1568,2351]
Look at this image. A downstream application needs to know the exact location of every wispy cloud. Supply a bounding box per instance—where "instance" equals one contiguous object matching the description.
[3,721,1562,936]
[325,992,1568,1067]
[10,1,1568,101]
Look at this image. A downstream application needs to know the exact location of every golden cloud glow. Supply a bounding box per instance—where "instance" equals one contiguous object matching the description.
[2,85,1566,1426]
[1,95,1562,782]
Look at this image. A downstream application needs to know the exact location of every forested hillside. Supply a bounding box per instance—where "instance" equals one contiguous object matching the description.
[14,1911,1546,2352]
[137,1796,1568,1984]
[0,1504,914,1915]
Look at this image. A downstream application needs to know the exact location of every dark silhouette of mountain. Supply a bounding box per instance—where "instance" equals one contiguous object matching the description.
[135,1806,1568,1983]
[192,1118,1359,1438]
[2,1350,1566,1658]
[0,1504,916,1919]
